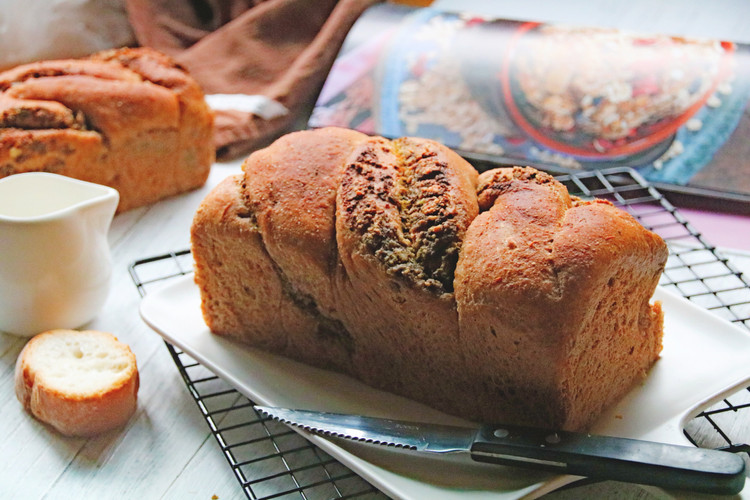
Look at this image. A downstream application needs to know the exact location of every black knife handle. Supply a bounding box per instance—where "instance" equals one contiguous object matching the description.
[470,424,746,495]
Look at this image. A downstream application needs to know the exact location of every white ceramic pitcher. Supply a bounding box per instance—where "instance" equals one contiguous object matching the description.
[0,173,119,337]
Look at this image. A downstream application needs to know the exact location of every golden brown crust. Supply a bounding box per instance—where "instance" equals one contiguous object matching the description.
[0,59,142,91]
[242,127,369,311]
[455,167,668,429]
[0,47,214,212]
[191,174,317,356]
[191,128,668,431]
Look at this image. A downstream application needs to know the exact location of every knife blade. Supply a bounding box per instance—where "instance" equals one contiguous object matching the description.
[255,406,746,495]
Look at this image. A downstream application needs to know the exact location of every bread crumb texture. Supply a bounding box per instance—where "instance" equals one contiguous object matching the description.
[15,329,139,437]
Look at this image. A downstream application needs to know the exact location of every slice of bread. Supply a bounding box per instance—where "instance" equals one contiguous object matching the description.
[15,329,139,437]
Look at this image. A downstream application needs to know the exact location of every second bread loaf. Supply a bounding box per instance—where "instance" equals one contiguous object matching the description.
[0,47,214,212]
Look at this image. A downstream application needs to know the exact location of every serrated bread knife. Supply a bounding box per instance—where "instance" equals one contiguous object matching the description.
[255,406,746,495]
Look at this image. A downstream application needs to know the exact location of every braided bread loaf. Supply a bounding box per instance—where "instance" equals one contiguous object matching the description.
[0,47,214,212]
[191,127,667,431]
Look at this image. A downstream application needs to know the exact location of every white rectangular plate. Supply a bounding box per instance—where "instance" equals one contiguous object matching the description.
[140,276,750,499]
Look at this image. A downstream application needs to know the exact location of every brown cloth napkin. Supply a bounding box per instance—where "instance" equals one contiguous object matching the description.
[125,0,380,160]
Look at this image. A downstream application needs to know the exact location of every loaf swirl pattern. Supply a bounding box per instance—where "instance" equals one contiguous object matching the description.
[0,48,214,212]
[191,127,668,431]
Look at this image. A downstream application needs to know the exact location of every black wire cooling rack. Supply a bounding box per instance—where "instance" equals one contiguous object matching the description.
[129,166,750,499]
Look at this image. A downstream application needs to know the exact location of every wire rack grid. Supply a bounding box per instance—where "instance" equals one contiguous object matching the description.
[129,166,750,499]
